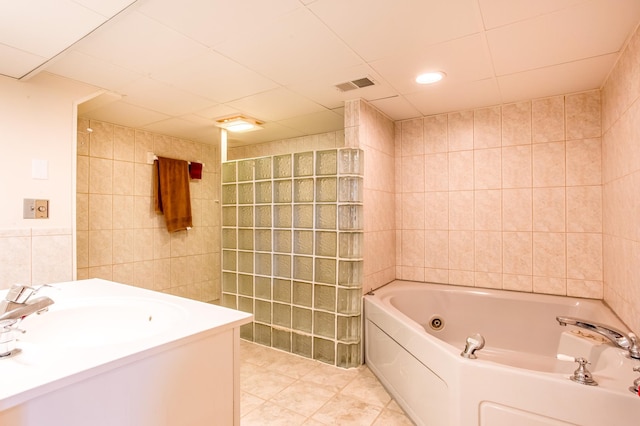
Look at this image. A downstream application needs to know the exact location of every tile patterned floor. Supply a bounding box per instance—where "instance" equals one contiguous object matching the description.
[240,340,414,425]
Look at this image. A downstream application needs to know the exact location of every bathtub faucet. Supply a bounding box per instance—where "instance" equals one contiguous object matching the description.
[0,284,55,322]
[556,316,640,360]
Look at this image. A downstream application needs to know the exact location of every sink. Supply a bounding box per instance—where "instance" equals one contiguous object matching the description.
[18,297,189,347]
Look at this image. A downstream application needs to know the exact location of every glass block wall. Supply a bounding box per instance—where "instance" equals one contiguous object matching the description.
[221,148,364,367]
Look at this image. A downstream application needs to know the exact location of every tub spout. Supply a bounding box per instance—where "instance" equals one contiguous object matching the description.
[556,316,640,360]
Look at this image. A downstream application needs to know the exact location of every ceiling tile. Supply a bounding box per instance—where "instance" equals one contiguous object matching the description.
[72,10,210,75]
[151,50,278,103]
[46,50,142,88]
[81,101,170,129]
[227,122,304,147]
[140,117,218,144]
[498,54,618,103]
[478,0,588,29]
[138,0,301,48]
[487,0,640,75]
[405,78,501,116]
[370,34,494,95]
[214,8,362,86]
[74,0,137,17]
[227,87,326,122]
[0,0,106,57]
[116,77,217,116]
[309,0,483,61]
[0,45,46,79]
[368,96,421,121]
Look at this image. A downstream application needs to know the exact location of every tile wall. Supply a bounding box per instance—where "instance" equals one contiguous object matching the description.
[395,91,603,298]
[344,100,396,293]
[221,149,364,367]
[0,228,73,289]
[76,118,221,302]
[601,22,640,334]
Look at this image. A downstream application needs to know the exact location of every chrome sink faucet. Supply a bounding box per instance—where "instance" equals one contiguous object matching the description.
[0,284,55,322]
[556,316,640,360]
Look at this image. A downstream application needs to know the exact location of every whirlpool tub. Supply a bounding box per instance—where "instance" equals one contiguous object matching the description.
[364,281,640,426]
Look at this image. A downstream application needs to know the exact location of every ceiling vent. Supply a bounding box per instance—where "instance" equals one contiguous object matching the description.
[335,77,375,92]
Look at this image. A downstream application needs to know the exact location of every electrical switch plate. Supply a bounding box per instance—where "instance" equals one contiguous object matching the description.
[23,199,49,219]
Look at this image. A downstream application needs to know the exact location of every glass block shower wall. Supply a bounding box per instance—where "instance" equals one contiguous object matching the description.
[221,148,364,368]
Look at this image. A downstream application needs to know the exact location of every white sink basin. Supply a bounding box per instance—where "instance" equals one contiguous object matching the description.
[18,297,189,347]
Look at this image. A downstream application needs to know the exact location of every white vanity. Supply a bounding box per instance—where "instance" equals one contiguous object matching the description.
[0,279,252,426]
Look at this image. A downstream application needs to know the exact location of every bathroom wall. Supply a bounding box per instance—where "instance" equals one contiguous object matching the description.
[0,73,97,290]
[76,118,221,302]
[601,23,640,334]
[395,91,603,299]
[344,100,396,293]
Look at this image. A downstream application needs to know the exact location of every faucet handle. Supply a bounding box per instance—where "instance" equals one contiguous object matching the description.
[630,366,640,395]
[5,284,35,303]
[627,333,640,360]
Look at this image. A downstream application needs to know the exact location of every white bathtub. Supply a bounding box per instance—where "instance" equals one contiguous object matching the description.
[0,279,252,426]
[364,280,640,426]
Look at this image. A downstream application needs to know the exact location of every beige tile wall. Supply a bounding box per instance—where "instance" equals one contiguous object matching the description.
[601,23,640,334]
[0,228,73,290]
[345,100,396,293]
[395,91,603,299]
[76,118,221,302]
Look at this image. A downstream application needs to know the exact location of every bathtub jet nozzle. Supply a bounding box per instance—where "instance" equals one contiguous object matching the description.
[461,333,485,359]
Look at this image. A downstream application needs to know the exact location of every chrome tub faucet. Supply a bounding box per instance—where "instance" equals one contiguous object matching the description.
[556,316,640,360]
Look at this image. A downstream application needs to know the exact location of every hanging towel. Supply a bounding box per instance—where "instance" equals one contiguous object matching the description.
[189,162,203,180]
[154,157,193,232]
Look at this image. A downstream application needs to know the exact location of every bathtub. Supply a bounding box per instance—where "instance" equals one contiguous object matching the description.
[364,280,640,426]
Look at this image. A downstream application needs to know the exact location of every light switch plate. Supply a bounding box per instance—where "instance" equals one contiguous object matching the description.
[23,199,49,219]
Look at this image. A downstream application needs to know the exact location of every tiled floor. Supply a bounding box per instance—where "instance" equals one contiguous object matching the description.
[240,340,414,425]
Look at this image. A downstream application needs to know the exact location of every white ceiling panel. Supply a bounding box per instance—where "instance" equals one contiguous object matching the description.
[369,96,422,121]
[0,45,46,78]
[116,77,217,116]
[137,0,301,48]
[227,88,327,122]
[45,50,142,89]
[308,0,483,61]
[0,1,104,57]
[370,34,494,95]
[151,50,278,104]
[478,0,588,29]
[72,11,210,75]
[405,78,502,116]
[487,0,640,76]
[215,8,362,86]
[498,54,618,103]
[81,101,170,129]
[2,0,639,145]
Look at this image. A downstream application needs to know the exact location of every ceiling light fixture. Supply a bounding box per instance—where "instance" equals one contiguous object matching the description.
[416,71,446,85]
[215,115,264,133]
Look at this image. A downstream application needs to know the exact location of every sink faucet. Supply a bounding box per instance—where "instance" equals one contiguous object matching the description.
[556,316,640,360]
[0,284,54,322]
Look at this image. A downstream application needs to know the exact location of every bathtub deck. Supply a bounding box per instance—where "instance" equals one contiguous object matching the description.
[239,340,413,425]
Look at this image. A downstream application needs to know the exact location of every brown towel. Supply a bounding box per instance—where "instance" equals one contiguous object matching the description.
[154,157,193,232]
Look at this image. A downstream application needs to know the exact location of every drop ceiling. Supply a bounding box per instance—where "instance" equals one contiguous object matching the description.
[2,0,639,146]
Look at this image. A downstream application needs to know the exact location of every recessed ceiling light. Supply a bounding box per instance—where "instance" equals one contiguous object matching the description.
[416,71,446,85]
[215,115,264,133]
